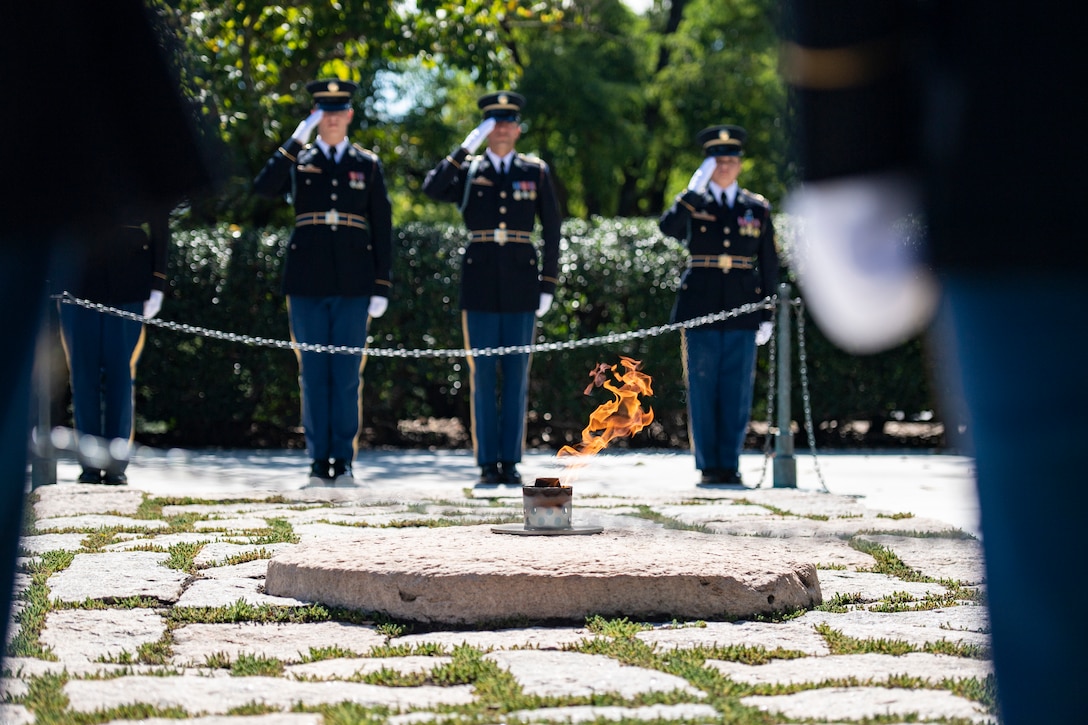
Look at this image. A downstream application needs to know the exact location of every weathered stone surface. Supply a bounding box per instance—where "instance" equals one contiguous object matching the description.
[484,650,703,699]
[103,532,222,552]
[193,517,274,532]
[859,534,987,585]
[817,569,948,602]
[64,675,476,714]
[742,686,995,723]
[799,607,991,649]
[285,655,453,680]
[47,551,188,603]
[478,703,721,724]
[194,542,293,568]
[35,515,168,533]
[174,577,309,608]
[395,626,596,652]
[104,716,323,725]
[709,652,993,685]
[17,533,89,553]
[39,609,166,663]
[705,514,962,539]
[169,622,386,666]
[200,559,271,579]
[637,620,830,655]
[33,485,145,519]
[0,703,33,725]
[265,526,822,624]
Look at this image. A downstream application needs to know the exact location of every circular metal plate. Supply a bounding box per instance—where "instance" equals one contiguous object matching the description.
[490,524,604,536]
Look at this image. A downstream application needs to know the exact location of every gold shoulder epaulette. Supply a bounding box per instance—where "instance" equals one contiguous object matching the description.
[742,189,771,207]
[351,143,379,160]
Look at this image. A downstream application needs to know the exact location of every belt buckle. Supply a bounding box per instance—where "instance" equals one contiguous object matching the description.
[495,229,507,246]
[325,210,339,225]
[717,254,733,271]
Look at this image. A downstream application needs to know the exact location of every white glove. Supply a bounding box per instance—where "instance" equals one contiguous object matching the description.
[290,109,324,144]
[461,118,497,154]
[536,292,553,318]
[368,296,388,319]
[143,290,163,320]
[755,321,773,346]
[785,173,939,354]
[686,157,717,193]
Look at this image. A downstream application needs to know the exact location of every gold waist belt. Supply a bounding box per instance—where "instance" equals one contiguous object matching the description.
[295,211,368,231]
[688,254,756,271]
[470,229,533,245]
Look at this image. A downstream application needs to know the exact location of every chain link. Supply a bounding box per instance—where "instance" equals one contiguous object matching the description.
[793,297,829,492]
[54,292,775,358]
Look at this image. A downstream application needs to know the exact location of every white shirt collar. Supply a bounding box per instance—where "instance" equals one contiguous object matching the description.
[709,180,739,207]
[486,149,516,170]
[317,138,346,160]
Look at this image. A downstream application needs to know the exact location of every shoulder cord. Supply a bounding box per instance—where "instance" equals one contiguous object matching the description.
[459,156,482,214]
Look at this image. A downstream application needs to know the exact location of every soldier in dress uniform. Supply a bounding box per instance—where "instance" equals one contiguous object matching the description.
[58,208,171,485]
[422,91,562,486]
[254,78,393,483]
[659,125,779,486]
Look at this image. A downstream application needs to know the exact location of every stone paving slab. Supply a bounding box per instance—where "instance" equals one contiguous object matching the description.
[35,514,169,533]
[0,704,32,725]
[477,703,722,723]
[816,569,948,603]
[102,532,225,551]
[799,607,991,648]
[47,551,188,603]
[708,651,993,685]
[285,655,453,680]
[16,533,89,554]
[200,559,271,579]
[64,675,476,715]
[169,622,387,666]
[636,620,831,655]
[859,533,987,585]
[105,716,324,725]
[193,542,293,568]
[39,608,166,663]
[484,650,703,699]
[393,626,597,652]
[265,525,822,624]
[742,686,995,723]
[33,486,145,518]
[174,577,310,608]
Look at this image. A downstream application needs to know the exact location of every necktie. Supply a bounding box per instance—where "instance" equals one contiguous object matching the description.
[328,146,337,163]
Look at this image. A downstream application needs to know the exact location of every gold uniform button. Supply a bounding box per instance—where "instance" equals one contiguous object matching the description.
[499,222,507,229]
[500,191,508,199]
[499,206,507,214]
[723,241,731,248]
[330,193,338,201]
[699,225,707,232]
[724,227,731,234]
[332,179,339,187]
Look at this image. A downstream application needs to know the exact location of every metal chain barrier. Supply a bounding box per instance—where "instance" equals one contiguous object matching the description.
[793,296,829,491]
[53,291,775,358]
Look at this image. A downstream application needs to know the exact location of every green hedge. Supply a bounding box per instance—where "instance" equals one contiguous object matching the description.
[111,217,944,449]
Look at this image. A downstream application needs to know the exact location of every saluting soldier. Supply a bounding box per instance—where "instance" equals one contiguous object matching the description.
[254,78,393,483]
[59,208,171,485]
[659,125,779,486]
[422,91,562,486]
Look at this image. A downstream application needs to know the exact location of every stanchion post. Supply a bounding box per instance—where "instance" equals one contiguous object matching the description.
[773,283,797,488]
[30,299,57,488]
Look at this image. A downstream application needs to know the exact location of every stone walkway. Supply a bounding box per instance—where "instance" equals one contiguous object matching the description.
[3,448,995,724]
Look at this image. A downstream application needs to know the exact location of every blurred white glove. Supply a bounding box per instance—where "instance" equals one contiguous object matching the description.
[536,292,553,318]
[368,296,388,319]
[143,290,163,320]
[686,157,717,193]
[461,118,497,154]
[290,109,324,144]
[785,173,939,354]
[755,321,773,346]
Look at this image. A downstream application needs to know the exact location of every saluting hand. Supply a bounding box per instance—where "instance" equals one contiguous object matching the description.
[291,109,324,144]
[687,157,717,193]
[461,118,497,154]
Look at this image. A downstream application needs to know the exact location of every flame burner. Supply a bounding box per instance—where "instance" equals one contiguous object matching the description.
[492,477,603,536]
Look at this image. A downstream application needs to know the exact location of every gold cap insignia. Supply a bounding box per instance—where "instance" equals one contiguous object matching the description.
[498,93,509,105]
[328,82,340,93]
[719,130,731,140]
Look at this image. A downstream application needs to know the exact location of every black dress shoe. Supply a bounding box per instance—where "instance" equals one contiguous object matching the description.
[699,469,724,485]
[310,460,332,480]
[479,464,502,484]
[78,469,102,484]
[331,459,354,480]
[722,469,744,485]
[499,462,522,485]
[103,472,128,486]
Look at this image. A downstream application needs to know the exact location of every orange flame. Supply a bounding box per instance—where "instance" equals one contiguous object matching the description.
[557,356,654,458]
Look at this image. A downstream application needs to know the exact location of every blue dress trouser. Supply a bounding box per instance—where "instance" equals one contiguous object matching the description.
[681,327,757,473]
[463,310,535,466]
[287,296,370,463]
[936,274,1087,725]
[59,300,145,468]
